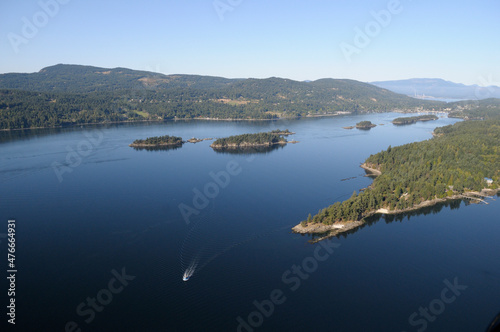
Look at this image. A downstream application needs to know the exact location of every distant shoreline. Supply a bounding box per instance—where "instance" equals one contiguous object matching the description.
[0,109,451,132]
[0,117,288,132]
[0,110,435,132]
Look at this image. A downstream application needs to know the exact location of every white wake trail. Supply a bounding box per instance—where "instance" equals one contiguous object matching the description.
[182,258,199,282]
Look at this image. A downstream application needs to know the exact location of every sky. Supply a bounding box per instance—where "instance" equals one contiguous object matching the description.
[0,0,499,86]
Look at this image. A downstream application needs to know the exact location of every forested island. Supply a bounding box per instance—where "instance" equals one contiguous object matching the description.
[392,114,438,125]
[129,135,183,147]
[210,130,296,149]
[294,119,500,239]
[355,121,377,129]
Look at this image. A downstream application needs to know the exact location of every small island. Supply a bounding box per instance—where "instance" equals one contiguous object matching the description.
[392,114,438,125]
[270,129,295,136]
[210,130,297,149]
[129,135,183,148]
[186,137,213,143]
[355,121,377,129]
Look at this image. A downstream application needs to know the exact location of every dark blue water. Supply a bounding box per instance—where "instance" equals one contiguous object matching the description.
[1,113,499,332]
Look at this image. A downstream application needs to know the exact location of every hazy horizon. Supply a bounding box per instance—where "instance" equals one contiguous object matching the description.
[1,0,498,87]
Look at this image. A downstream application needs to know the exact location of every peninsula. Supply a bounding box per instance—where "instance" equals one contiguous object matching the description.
[210,130,297,149]
[392,114,438,125]
[293,119,500,240]
[129,135,183,147]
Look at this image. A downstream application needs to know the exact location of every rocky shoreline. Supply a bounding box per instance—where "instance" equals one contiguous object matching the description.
[292,220,365,243]
[374,188,499,215]
[360,163,382,176]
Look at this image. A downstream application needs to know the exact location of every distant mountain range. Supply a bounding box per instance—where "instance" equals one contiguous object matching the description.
[371,78,500,100]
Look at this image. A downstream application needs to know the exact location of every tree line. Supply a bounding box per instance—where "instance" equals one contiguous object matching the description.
[131,135,183,146]
[302,119,500,226]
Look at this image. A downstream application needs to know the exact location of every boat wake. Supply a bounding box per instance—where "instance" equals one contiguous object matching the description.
[182,259,198,282]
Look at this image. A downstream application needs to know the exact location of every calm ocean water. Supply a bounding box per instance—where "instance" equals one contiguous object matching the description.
[1,113,499,332]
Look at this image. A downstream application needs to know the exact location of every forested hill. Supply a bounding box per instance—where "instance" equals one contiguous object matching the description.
[0,64,434,106]
[0,64,236,93]
[0,64,444,129]
[299,119,500,228]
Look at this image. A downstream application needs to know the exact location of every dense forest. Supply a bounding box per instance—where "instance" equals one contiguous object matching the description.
[211,131,289,148]
[392,114,438,124]
[0,64,445,130]
[301,119,500,226]
[130,135,183,146]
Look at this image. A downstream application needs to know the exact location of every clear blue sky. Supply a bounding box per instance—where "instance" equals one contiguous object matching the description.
[1,0,499,85]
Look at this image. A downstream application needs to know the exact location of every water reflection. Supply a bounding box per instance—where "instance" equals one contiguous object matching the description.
[0,124,113,144]
[0,127,72,144]
[392,123,414,126]
[211,144,285,155]
[131,145,183,152]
